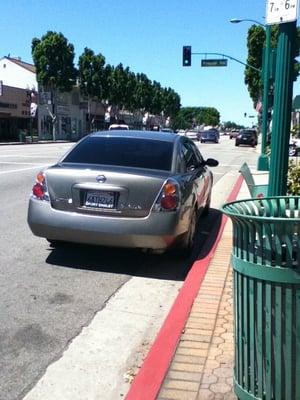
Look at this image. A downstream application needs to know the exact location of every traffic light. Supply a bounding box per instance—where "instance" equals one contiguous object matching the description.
[182,46,191,67]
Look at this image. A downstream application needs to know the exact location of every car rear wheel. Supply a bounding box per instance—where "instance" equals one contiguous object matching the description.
[235,142,239,146]
[46,239,64,247]
[180,208,197,254]
[202,195,211,216]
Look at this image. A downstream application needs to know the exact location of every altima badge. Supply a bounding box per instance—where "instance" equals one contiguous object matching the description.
[96,175,106,183]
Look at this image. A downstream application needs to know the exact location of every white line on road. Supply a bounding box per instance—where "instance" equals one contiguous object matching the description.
[0,155,60,158]
[0,165,48,175]
[0,161,48,165]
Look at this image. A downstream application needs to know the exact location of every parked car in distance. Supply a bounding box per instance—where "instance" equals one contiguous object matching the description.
[197,129,219,143]
[235,129,258,147]
[185,130,198,141]
[27,130,219,255]
[160,128,174,133]
[108,124,129,130]
[177,129,186,136]
[229,130,239,139]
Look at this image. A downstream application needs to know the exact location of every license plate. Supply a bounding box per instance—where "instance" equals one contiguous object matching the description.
[85,191,115,209]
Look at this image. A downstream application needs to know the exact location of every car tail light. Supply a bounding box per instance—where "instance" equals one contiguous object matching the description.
[153,179,180,211]
[31,171,49,201]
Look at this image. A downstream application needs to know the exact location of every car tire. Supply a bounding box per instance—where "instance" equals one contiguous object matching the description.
[46,239,64,247]
[180,208,197,255]
[235,142,239,147]
[202,195,211,216]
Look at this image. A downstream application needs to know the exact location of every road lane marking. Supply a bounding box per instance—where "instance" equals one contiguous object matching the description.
[0,165,48,174]
[0,161,49,165]
[0,155,60,158]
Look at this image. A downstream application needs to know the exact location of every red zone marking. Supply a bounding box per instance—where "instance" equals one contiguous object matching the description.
[125,175,244,400]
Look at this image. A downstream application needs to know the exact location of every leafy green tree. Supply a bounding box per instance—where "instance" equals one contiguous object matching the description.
[223,121,244,130]
[124,70,137,112]
[173,107,220,130]
[78,48,106,100]
[197,107,220,126]
[134,73,153,113]
[32,31,76,139]
[245,24,300,107]
[244,25,265,107]
[150,81,163,115]
[78,47,106,131]
[107,63,131,112]
[162,88,181,118]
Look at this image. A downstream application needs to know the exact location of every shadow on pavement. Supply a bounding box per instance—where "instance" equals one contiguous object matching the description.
[46,208,223,282]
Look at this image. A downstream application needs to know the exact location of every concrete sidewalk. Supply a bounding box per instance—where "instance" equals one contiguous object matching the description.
[157,213,236,400]
[127,170,268,400]
[156,173,268,400]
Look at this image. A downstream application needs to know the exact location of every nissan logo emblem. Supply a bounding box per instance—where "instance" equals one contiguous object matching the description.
[96,175,106,183]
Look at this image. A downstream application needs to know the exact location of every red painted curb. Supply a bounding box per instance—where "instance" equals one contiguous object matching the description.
[125,175,244,400]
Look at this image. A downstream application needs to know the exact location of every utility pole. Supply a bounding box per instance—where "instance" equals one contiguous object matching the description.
[268,21,296,195]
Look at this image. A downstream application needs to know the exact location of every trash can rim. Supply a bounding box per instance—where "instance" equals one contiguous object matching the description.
[221,195,300,221]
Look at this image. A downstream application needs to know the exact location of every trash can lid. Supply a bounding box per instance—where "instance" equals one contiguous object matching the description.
[221,196,300,222]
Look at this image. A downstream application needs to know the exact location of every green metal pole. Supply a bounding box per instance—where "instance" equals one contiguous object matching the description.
[268,21,296,196]
[257,25,271,171]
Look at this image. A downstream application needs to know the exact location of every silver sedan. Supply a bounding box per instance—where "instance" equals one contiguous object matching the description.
[27,131,218,254]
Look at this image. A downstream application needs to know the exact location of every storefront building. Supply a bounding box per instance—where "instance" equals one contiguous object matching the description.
[0,57,37,141]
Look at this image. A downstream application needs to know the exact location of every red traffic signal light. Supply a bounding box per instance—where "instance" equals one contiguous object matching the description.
[182,46,191,67]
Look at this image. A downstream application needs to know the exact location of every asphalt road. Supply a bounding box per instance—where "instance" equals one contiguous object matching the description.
[0,137,259,400]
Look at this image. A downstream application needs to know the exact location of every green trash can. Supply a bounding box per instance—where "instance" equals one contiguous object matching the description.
[221,196,300,400]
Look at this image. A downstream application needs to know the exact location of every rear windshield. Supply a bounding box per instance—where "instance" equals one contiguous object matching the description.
[62,136,173,171]
[242,130,256,136]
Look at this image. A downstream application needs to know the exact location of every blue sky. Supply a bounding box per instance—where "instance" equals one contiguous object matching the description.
[1,0,299,125]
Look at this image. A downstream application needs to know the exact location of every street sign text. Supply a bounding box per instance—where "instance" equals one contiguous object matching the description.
[201,59,228,67]
[266,0,299,24]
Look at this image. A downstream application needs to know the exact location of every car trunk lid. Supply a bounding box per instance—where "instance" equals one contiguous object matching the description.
[45,164,170,218]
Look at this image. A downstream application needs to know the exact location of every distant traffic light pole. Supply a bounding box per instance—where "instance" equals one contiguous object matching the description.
[182,47,261,72]
[230,18,271,171]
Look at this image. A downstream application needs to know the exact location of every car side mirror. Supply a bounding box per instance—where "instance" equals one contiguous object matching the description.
[205,158,219,167]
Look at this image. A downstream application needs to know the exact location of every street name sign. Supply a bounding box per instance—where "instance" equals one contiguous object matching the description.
[266,0,299,24]
[201,59,228,67]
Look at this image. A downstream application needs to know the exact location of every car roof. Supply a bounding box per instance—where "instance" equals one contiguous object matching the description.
[90,130,178,143]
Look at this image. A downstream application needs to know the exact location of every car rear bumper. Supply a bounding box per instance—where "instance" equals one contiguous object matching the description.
[27,198,188,250]
[236,140,256,146]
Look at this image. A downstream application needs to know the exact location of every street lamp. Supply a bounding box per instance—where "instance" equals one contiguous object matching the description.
[230,18,271,171]
[230,18,264,27]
